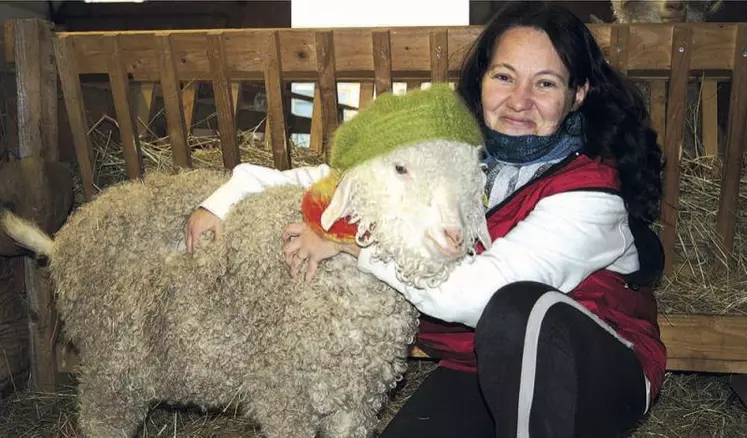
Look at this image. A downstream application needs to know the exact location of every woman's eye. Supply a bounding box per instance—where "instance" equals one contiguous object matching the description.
[494,73,511,82]
[395,164,408,175]
[539,80,557,89]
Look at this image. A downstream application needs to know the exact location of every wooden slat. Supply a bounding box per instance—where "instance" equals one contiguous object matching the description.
[359,81,374,109]
[24,260,57,391]
[315,31,338,159]
[660,26,692,277]
[700,80,719,157]
[3,20,14,64]
[610,24,630,74]
[206,33,240,170]
[156,34,191,169]
[263,31,290,170]
[659,313,747,373]
[716,24,747,258]
[372,30,392,96]
[309,86,324,154]
[181,81,198,133]
[107,36,143,180]
[53,36,96,200]
[429,29,448,83]
[39,24,58,163]
[231,81,241,115]
[650,80,667,149]
[133,83,156,138]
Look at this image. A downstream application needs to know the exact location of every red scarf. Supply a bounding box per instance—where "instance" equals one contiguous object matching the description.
[300,172,358,244]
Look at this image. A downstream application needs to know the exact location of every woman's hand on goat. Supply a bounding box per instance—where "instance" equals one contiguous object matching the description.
[185,207,223,254]
[282,222,360,282]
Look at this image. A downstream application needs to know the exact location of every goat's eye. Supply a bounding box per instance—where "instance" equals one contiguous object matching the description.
[394,164,408,175]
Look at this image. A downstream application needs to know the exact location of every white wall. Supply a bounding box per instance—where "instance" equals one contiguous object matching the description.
[291,0,469,28]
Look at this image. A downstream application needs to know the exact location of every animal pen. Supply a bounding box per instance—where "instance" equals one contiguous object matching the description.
[1,17,747,435]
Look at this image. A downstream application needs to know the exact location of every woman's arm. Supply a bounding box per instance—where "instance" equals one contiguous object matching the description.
[356,190,639,327]
[186,163,331,253]
[201,163,331,219]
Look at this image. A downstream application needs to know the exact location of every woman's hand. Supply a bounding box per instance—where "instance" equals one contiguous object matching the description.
[282,222,360,282]
[185,207,223,254]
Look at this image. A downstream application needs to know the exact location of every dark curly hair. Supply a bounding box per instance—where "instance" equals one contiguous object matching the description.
[456,0,663,224]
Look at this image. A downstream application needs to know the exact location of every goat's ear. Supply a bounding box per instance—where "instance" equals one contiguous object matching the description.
[321,174,354,231]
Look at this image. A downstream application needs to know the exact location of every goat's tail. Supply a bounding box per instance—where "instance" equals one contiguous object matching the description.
[1,209,55,256]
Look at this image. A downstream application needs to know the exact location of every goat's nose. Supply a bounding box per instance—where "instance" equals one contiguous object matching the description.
[443,227,464,249]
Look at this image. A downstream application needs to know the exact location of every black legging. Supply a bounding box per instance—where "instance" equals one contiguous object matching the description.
[380,281,648,438]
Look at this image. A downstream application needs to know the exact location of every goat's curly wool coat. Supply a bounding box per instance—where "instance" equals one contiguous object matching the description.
[35,169,420,437]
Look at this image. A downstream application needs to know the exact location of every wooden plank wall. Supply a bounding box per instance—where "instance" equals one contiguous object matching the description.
[3,19,747,378]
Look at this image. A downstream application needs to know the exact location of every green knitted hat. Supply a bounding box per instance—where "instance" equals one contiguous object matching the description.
[329,83,484,171]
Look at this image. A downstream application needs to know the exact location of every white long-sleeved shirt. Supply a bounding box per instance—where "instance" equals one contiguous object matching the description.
[199,162,639,328]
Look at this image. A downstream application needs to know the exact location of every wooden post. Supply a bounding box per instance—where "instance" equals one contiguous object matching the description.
[372,31,392,96]
[13,18,59,392]
[263,31,291,170]
[659,26,692,277]
[315,31,338,160]
[716,24,747,260]
[133,83,156,139]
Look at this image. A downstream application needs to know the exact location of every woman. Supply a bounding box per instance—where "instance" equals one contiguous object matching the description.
[186,2,666,436]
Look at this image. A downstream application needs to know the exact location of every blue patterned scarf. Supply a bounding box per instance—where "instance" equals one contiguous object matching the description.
[482,111,585,166]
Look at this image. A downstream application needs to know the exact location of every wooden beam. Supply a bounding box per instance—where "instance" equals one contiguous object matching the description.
[659,313,747,373]
[12,24,734,82]
[412,313,747,374]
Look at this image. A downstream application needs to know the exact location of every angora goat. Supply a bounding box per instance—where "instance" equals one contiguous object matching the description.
[2,140,490,438]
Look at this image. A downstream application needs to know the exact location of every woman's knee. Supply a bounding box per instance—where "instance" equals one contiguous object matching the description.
[474,281,557,352]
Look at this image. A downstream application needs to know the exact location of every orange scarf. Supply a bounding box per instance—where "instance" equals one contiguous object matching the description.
[300,172,358,244]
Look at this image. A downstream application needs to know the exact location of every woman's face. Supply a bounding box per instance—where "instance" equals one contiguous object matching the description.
[481,26,588,137]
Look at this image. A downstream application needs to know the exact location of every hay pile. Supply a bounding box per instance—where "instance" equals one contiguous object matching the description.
[656,153,747,315]
[72,116,326,207]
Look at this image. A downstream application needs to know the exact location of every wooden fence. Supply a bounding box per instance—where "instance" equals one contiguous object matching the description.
[3,19,747,391]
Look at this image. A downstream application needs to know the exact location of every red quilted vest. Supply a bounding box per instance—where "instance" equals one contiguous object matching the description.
[415,153,667,400]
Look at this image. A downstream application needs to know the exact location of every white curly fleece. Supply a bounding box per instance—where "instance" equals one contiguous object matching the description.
[200,162,639,328]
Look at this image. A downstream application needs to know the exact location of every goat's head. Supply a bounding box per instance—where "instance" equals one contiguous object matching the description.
[321,140,491,289]
[610,0,723,23]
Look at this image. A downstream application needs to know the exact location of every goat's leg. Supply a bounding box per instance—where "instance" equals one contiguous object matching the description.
[247,386,320,438]
[76,372,149,438]
[319,403,379,438]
